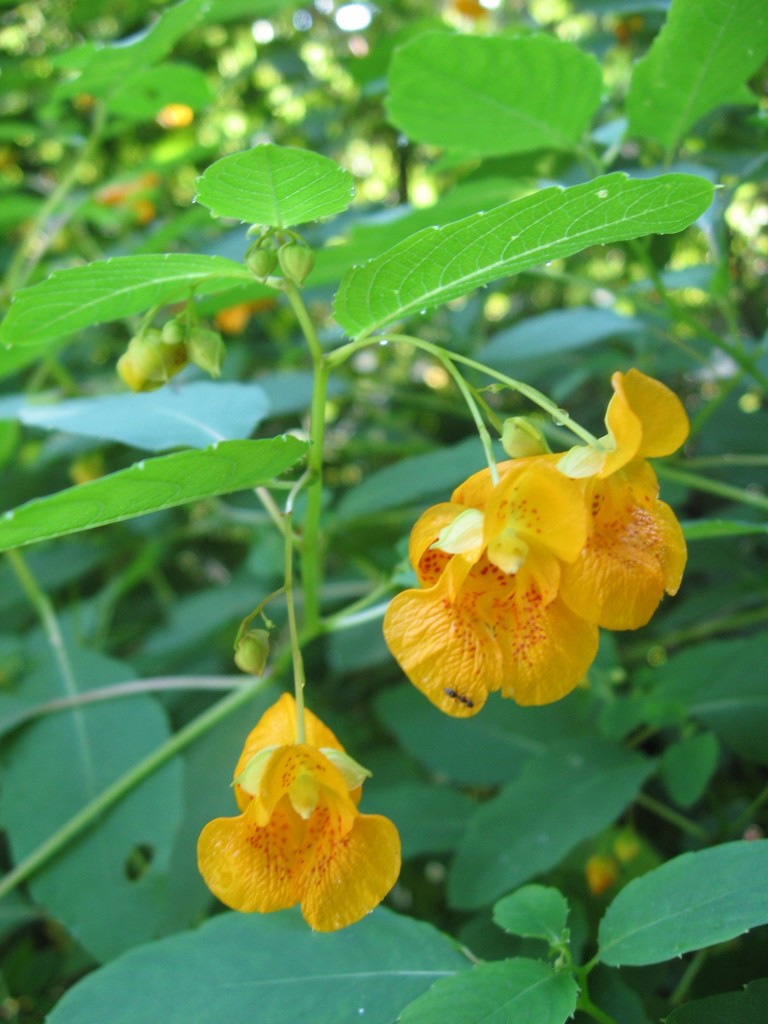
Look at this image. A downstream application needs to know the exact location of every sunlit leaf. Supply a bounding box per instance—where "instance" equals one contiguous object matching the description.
[627,0,768,152]
[333,174,714,338]
[0,255,252,348]
[0,436,307,552]
[106,63,213,122]
[388,33,603,156]
[46,908,469,1024]
[598,841,768,966]
[398,958,579,1024]
[195,144,355,227]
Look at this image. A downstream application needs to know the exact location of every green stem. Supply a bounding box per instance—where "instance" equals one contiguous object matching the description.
[284,506,307,744]
[670,948,709,1005]
[0,673,272,902]
[575,970,618,1024]
[657,464,768,514]
[283,279,327,635]
[2,103,106,302]
[6,549,77,699]
[636,793,709,840]
[329,333,601,448]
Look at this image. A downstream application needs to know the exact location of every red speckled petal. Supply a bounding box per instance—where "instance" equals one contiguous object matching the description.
[197,799,302,913]
[299,813,401,932]
[409,502,469,586]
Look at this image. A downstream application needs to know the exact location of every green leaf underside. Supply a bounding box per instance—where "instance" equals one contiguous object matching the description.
[195,144,355,227]
[627,0,768,151]
[17,381,270,451]
[333,173,714,338]
[46,908,469,1024]
[448,738,653,909]
[0,436,307,552]
[598,840,768,966]
[398,958,579,1024]
[387,32,603,157]
[493,885,569,944]
[0,254,253,348]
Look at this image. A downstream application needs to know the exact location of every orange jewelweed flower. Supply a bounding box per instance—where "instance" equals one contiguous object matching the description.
[197,693,401,932]
[556,369,689,630]
[384,460,599,716]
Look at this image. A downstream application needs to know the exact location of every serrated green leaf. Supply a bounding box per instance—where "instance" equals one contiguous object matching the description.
[665,979,768,1023]
[627,0,768,152]
[493,886,569,944]
[398,957,579,1024]
[598,841,768,966]
[333,173,714,338]
[46,908,469,1024]
[448,738,653,909]
[0,647,183,961]
[0,436,307,552]
[17,382,270,452]
[387,33,603,157]
[195,144,354,228]
[0,255,253,348]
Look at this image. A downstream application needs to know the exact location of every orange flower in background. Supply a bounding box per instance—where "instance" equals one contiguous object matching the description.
[384,460,599,716]
[556,369,689,630]
[197,693,401,932]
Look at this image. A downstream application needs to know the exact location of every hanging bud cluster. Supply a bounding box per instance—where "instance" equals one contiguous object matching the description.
[117,309,225,392]
[245,227,315,287]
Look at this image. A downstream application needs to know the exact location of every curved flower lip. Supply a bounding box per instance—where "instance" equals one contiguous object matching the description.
[559,368,690,480]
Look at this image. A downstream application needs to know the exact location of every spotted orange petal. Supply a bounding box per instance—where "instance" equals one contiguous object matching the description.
[383,557,503,717]
[251,744,357,829]
[494,584,599,705]
[197,798,302,914]
[233,695,345,811]
[298,812,401,932]
[409,502,470,586]
[559,467,687,630]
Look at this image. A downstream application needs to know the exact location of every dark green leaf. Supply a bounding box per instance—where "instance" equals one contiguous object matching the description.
[665,979,768,1023]
[366,782,474,858]
[0,436,307,552]
[660,732,719,808]
[448,738,653,909]
[195,144,354,227]
[598,841,768,966]
[333,174,714,338]
[0,255,252,348]
[46,908,469,1024]
[388,33,602,157]
[0,647,183,961]
[398,957,579,1024]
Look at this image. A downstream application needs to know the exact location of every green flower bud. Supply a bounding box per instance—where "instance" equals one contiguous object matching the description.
[187,327,225,378]
[501,417,551,458]
[234,628,270,677]
[161,320,185,345]
[278,243,315,285]
[246,247,278,280]
[117,329,189,392]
